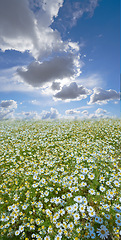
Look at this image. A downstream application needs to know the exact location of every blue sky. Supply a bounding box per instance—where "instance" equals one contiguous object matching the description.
[0,0,120,120]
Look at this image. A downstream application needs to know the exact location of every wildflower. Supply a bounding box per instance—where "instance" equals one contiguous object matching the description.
[56,222,62,228]
[95,216,103,224]
[99,186,106,192]
[54,235,62,240]
[55,197,61,204]
[22,204,27,210]
[115,219,121,226]
[59,209,65,215]
[68,222,74,229]
[73,212,80,220]
[66,206,73,214]
[15,230,20,236]
[44,236,50,240]
[8,206,12,211]
[79,204,85,213]
[58,228,63,235]
[19,225,24,232]
[97,225,109,239]
[88,173,95,180]
[74,196,83,203]
[114,180,120,187]
[89,189,95,195]
[90,232,96,239]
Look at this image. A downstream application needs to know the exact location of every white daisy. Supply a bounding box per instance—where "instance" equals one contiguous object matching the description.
[97,225,109,239]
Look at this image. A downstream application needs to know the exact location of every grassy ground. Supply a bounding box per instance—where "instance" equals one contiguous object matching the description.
[0,119,121,240]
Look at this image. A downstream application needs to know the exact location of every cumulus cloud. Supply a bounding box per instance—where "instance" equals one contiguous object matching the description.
[0,100,17,109]
[88,88,120,104]
[95,108,107,114]
[41,107,60,119]
[0,0,79,60]
[80,107,110,119]
[65,109,80,115]
[88,108,109,119]
[0,100,17,120]
[54,82,92,101]
[81,110,89,115]
[17,55,81,87]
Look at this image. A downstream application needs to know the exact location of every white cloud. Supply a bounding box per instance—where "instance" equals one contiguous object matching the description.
[16,111,41,120]
[54,82,92,101]
[60,0,100,28]
[81,110,89,115]
[0,100,17,120]
[41,0,64,22]
[0,67,37,92]
[17,55,81,87]
[0,0,79,60]
[65,109,80,115]
[88,88,120,105]
[95,108,107,114]
[0,100,17,109]
[80,107,110,119]
[41,107,60,119]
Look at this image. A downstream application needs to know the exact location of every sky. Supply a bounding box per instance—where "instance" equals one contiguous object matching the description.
[0,0,120,120]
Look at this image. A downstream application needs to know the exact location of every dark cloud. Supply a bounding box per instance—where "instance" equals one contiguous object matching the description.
[17,55,78,87]
[51,81,61,90]
[89,88,120,104]
[0,100,17,120]
[0,100,17,108]
[54,82,91,100]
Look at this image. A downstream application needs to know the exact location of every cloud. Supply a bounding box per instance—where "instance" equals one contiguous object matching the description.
[16,111,41,120]
[88,88,120,104]
[80,107,110,119]
[17,55,81,87]
[65,109,80,115]
[54,82,92,101]
[51,81,61,90]
[0,0,79,60]
[40,0,64,22]
[41,107,60,119]
[0,100,17,120]
[54,0,100,30]
[81,110,89,115]
[78,74,103,88]
[0,100,17,109]
[95,108,107,114]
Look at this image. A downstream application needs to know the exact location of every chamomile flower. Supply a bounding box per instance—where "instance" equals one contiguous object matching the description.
[74,196,83,203]
[15,230,20,236]
[89,189,95,195]
[79,204,85,213]
[97,225,109,239]
[54,235,62,240]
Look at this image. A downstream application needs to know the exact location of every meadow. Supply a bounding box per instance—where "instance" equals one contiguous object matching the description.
[0,119,121,240]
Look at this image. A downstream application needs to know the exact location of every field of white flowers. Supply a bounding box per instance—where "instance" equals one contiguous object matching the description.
[0,119,121,240]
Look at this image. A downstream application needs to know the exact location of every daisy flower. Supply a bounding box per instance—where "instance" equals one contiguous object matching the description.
[15,230,20,236]
[97,225,109,239]
[74,196,83,203]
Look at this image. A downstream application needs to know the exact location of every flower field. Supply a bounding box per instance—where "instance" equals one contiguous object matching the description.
[0,119,121,240]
